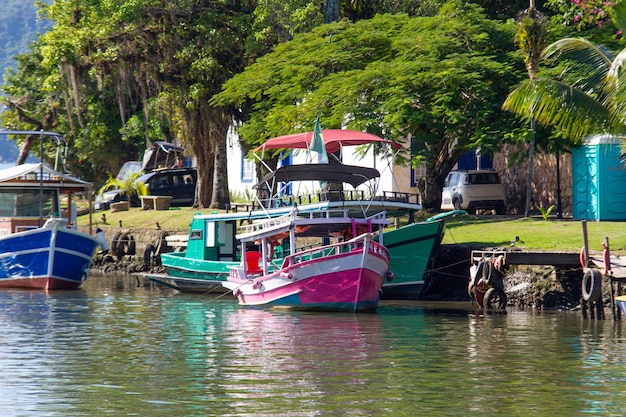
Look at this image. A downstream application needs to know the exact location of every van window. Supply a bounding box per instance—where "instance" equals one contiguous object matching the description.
[469,173,500,185]
[152,175,171,190]
[444,173,458,187]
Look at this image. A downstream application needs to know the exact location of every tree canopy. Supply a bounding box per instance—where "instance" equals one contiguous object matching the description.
[503,1,626,143]
[2,0,551,211]
[213,0,525,208]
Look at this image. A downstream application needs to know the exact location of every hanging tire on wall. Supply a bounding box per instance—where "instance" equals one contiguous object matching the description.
[154,230,170,256]
[112,232,136,258]
[143,244,156,265]
[582,268,602,302]
[110,231,123,258]
[484,287,507,310]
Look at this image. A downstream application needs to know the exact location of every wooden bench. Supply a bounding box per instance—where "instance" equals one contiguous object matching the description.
[140,195,173,211]
[165,234,188,251]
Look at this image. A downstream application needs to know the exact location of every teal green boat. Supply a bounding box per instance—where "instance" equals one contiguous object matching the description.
[151,187,463,298]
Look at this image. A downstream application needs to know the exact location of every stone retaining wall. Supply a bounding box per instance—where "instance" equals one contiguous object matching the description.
[494,143,572,216]
[79,226,188,256]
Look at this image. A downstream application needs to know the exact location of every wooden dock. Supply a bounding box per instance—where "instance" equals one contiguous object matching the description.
[471,249,582,266]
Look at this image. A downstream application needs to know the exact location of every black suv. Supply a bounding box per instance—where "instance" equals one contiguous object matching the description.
[96,167,197,209]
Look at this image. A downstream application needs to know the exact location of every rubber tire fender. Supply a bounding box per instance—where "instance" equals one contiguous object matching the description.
[127,234,136,256]
[582,269,602,302]
[143,243,156,265]
[484,287,507,310]
[111,231,123,258]
[481,259,494,286]
[154,230,170,256]
[115,233,136,257]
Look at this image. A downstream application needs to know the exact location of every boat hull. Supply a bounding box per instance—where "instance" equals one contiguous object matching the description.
[159,252,237,292]
[379,219,446,300]
[225,240,390,313]
[0,221,99,290]
[145,272,229,293]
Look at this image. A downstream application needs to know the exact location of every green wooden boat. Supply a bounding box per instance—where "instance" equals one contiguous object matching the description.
[152,204,463,298]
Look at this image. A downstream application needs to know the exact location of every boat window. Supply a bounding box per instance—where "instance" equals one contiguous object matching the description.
[0,189,59,217]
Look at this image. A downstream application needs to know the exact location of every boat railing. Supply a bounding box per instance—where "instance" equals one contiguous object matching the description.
[225,189,421,213]
[296,209,387,223]
[281,233,388,269]
[237,212,296,237]
[372,191,420,205]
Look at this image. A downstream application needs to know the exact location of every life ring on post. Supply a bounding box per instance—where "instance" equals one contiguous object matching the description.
[579,247,586,269]
[582,269,602,302]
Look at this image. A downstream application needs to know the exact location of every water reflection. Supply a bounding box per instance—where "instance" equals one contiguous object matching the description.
[0,289,91,413]
[2,277,626,416]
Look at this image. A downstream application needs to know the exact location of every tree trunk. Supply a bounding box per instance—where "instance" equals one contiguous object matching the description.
[184,105,214,209]
[419,168,444,210]
[210,113,231,209]
[324,0,339,23]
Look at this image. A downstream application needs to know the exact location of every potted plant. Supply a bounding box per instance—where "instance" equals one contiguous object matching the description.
[98,172,148,212]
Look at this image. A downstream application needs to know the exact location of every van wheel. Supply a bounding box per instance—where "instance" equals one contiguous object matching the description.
[496,207,506,215]
[453,200,462,210]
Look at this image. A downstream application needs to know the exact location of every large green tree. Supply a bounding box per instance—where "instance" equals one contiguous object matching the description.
[213,0,525,209]
[2,0,254,208]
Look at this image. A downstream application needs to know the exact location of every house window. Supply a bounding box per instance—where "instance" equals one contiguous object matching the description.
[410,164,427,187]
[241,153,254,183]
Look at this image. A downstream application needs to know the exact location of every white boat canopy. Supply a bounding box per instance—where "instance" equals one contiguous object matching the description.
[0,163,92,192]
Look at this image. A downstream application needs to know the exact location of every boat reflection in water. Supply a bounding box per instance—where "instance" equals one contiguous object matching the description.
[219,307,386,400]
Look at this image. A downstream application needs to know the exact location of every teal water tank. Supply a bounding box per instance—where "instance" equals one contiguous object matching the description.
[572,135,626,220]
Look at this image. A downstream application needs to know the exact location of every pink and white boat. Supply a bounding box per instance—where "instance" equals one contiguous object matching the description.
[222,209,392,313]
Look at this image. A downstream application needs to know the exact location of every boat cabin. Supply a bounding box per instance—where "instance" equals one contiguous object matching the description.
[0,163,92,237]
[186,215,240,262]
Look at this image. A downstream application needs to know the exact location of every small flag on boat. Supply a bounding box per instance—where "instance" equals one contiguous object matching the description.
[310,116,329,164]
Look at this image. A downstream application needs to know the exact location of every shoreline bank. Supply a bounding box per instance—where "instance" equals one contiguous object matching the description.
[89,225,587,310]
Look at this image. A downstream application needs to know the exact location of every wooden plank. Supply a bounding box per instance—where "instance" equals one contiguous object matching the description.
[471,249,581,266]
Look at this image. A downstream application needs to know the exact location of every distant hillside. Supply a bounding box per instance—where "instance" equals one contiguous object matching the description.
[0,0,51,161]
[0,0,50,86]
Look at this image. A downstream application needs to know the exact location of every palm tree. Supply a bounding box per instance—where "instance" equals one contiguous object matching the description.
[503,2,626,144]
[511,1,548,217]
[98,172,148,208]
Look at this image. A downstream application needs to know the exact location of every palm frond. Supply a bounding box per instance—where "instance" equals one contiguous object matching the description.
[503,78,612,141]
[543,38,615,92]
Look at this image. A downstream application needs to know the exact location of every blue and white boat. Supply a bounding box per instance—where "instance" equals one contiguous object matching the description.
[0,217,99,290]
[0,131,101,289]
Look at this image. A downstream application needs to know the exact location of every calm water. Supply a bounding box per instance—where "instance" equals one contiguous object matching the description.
[1,274,626,417]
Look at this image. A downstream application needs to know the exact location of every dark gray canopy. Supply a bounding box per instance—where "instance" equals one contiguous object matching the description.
[255,164,380,189]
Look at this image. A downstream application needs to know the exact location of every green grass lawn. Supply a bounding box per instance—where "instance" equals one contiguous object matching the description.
[77,207,626,254]
[441,215,626,253]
